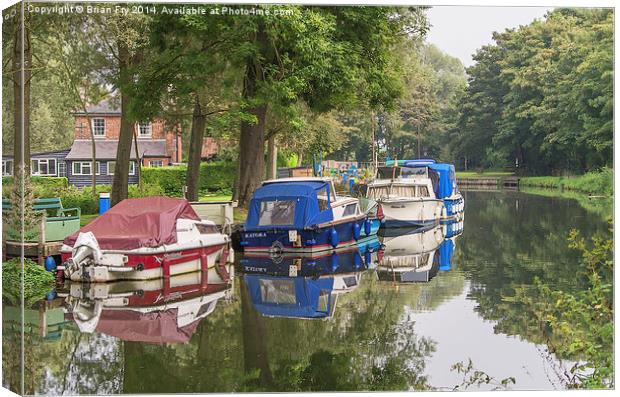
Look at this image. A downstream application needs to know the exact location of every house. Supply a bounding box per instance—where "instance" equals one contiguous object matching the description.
[2,99,222,185]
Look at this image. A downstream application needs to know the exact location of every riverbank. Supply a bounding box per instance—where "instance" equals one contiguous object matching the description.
[520,169,612,196]
[457,169,612,196]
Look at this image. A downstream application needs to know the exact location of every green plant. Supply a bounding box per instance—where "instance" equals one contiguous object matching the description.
[142,162,236,197]
[2,258,56,306]
[509,229,613,388]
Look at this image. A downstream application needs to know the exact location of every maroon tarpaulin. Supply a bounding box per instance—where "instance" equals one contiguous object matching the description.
[94,309,200,344]
[64,197,201,250]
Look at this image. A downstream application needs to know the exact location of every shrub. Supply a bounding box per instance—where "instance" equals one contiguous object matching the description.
[142,161,236,197]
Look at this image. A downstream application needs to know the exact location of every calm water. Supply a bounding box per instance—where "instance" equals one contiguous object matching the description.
[2,190,612,394]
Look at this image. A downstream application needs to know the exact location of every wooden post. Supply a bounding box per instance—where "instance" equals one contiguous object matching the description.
[38,216,46,266]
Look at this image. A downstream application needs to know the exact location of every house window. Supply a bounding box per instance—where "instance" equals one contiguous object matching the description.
[72,161,100,175]
[58,162,67,177]
[108,161,136,175]
[31,158,57,176]
[138,122,152,137]
[2,160,13,176]
[149,160,163,168]
[92,118,105,137]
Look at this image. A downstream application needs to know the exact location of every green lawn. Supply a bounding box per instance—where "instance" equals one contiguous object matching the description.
[80,213,99,227]
[198,194,233,202]
[456,171,514,178]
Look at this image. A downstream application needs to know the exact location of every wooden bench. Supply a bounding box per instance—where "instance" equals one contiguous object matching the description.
[2,197,81,242]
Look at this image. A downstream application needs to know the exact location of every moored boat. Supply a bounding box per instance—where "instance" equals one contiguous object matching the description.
[367,159,464,227]
[240,177,375,253]
[60,197,231,282]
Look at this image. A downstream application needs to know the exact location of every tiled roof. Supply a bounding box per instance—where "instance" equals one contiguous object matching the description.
[65,140,168,160]
[74,99,121,115]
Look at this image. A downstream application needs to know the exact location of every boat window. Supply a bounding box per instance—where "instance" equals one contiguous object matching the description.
[418,186,430,197]
[259,200,296,226]
[401,167,427,178]
[317,289,330,312]
[316,186,330,211]
[259,279,296,304]
[368,186,390,200]
[196,223,218,234]
[390,185,416,197]
[342,203,358,217]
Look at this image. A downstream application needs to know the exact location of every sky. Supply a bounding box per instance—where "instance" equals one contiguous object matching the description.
[425,6,553,67]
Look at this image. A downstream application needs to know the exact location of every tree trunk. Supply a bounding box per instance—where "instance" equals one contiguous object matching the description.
[111,40,134,206]
[83,114,97,195]
[297,152,303,167]
[185,100,206,201]
[266,135,277,180]
[12,7,31,178]
[133,126,141,188]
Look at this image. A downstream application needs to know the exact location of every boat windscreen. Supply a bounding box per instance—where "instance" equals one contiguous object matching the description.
[401,167,427,177]
[258,200,296,226]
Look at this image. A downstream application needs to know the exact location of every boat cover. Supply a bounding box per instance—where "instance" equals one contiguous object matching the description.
[64,197,200,250]
[245,275,334,318]
[428,163,456,198]
[94,309,200,343]
[245,181,333,230]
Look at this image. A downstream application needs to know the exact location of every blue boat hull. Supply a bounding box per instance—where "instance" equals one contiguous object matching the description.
[241,218,376,253]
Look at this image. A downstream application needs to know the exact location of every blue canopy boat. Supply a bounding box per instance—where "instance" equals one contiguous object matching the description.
[367,159,464,227]
[241,178,375,253]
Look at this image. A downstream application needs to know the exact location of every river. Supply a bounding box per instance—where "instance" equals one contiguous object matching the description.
[2,190,612,393]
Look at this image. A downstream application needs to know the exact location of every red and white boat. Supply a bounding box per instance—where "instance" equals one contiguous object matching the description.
[60,197,231,282]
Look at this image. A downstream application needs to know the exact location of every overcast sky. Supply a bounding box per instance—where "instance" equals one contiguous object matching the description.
[425,6,553,67]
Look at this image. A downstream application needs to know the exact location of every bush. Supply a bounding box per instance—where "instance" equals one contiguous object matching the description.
[142,161,236,197]
[2,176,68,197]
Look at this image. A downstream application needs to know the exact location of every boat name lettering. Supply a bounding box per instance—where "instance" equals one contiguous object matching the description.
[244,232,267,238]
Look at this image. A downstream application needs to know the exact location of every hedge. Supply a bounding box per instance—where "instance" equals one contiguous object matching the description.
[142,161,236,197]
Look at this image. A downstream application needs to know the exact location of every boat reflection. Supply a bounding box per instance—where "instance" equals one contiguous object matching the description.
[61,266,233,343]
[240,237,381,320]
[376,221,463,282]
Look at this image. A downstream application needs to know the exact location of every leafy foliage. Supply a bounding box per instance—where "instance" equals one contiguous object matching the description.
[455,9,613,174]
[142,161,236,197]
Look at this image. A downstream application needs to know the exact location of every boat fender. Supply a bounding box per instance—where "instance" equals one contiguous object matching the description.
[364,219,372,236]
[331,252,339,271]
[353,222,361,240]
[354,252,362,269]
[364,250,372,266]
[44,256,57,272]
[330,228,339,248]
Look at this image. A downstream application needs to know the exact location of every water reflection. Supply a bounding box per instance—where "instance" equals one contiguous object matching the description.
[239,238,381,320]
[377,222,463,283]
[62,269,233,343]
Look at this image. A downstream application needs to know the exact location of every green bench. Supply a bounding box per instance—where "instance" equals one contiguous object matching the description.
[2,197,81,242]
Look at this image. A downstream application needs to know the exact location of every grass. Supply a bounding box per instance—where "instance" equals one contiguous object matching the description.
[520,168,612,196]
[80,213,99,227]
[456,171,515,178]
[197,193,233,202]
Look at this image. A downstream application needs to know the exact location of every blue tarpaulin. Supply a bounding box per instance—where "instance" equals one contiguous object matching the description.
[246,181,334,230]
[427,163,456,199]
[245,275,334,318]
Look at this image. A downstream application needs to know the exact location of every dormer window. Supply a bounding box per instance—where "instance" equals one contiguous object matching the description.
[92,118,105,137]
[138,122,152,138]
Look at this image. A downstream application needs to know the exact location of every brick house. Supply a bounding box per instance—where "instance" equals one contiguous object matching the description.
[2,99,222,185]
